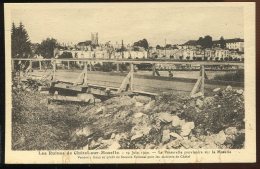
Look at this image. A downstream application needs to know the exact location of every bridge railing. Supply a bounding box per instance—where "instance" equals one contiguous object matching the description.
[11,58,244,97]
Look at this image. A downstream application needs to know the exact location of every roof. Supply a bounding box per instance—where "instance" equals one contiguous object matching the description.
[225,38,244,43]
[77,40,92,46]
[183,40,197,46]
[213,38,244,44]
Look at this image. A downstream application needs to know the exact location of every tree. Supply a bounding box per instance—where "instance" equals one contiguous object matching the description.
[133,39,149,50]
[219,36,226,49]
[156,45,162,50]
[11,22,32,58]
[197,35,213,49]
[59,52,73,58]
[36,38,58,58]
[165,44,172,49]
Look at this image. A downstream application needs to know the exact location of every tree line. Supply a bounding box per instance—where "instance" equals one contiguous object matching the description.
[11,22,229,60]
[11,22,58,58]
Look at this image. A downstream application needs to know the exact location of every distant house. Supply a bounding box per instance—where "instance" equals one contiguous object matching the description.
[215,48,230,60]
[213,38,244,52]
[204,49,215,59]
[225,38,244,52]
[182,49,196,59]
[77,40,92,51]
[181,40,198,49]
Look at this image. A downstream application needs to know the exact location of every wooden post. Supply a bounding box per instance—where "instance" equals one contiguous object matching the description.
[201,65,205,95]
[117,63,119,72]
[83,62,87,85]
[152,64,156,76]
[29,60,32,70]
[39,61,42,70]
[67,61,70,69]
[84,62,87,70]
[89,63,92,71]
[130,63,134,91]
[53,60,56,81]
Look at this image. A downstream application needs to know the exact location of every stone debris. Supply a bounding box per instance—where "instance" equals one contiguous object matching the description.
[236,89,244,95]
[12,82,245,150]
[169,132,183,140]
[225,127,238,136]
[131,133,144,141]
[213,88,221,92]
[110,133,116,139]
[162,129,170,143]
[171,115,181,127]
[74,127,93,137]
[196,99,204,108]
[204,97,215,106]
[213,130,226,145]
[108,141,121,149]
[226,85,233,91]
[133,96,151,104]
[157,112,174,123]
[135,102,144,107]
[144,100,155,111]
[180,122,195,136]
[191,92,203,98]
[134,112,145,118]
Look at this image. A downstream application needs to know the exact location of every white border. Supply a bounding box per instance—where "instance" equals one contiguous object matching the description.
[4,2,256,164]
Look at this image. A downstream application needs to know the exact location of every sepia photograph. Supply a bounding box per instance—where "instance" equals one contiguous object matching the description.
[4,2,256,163]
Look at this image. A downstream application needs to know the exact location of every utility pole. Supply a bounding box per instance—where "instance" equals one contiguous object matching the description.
[121,40,124,59]
[164,39,167,57]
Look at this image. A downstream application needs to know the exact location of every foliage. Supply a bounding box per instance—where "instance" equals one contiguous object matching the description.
[156,45,162,50]
[197,35,213,49]
[11,22,32,58]
[133,39,149,50]
[213,69,244,82]
[36,38,58,58]
[59,52,73,59]
[219,36,226,49]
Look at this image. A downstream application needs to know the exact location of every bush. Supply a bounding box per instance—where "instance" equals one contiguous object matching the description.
[213,69,244,82]
[59,52,73,59]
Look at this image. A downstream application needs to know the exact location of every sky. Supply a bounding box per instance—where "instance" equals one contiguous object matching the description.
[10,3,244,46]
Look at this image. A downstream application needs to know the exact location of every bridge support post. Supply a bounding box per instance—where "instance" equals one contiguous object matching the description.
[39,61,42,70]
[83,62,88,85]
[73,61,88,86]
[117,63,134,93]
[67,61,70,69]
[117,63,119,72]
[130,63,134,91]
[190,65,205,98]
[201,65,205,95]
[152,64,156,76]
[53,60,56,81]
[29,60,32,70]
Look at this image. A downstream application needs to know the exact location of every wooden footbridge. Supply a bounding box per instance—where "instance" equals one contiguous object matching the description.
[12,58,244,101]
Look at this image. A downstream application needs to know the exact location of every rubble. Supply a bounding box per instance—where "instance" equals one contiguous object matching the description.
[12,82,245,150]
[196,99,204,108]
[180,122,195,136]
[226,85,233,91]
[225,127,238,136]
[236,89,244,95]
[162,129,170,143]
[133,95,151,104]
[134,112,145,118]
[213,88,221,92]
[157,112,174,123]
